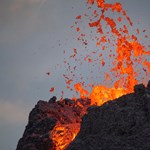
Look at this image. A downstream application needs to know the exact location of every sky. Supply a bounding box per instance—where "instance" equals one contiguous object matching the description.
[0,0,150,149]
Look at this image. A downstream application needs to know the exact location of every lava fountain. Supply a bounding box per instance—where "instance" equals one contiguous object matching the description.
[49,0,150,149]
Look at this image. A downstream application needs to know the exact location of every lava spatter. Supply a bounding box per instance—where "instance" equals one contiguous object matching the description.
[49,0,150,149]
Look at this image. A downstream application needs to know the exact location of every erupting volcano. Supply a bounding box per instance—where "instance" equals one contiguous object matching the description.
[17,0,150,150]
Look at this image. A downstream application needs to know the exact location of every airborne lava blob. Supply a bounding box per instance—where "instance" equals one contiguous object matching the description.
[49,0,150,149]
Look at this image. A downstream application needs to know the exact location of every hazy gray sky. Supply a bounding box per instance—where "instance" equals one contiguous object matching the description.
[0,0,150,149]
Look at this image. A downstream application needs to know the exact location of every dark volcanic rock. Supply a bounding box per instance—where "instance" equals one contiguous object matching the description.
[17,82,150,150]
[16,100,57,150]
[16,98,90,150]
[67,83,150,150]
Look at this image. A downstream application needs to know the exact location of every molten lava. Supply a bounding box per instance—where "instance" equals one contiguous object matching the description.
[51,123,80,150]
[50,0,150,149]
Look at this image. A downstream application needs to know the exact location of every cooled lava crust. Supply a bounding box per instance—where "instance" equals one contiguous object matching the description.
[17,81,150,150]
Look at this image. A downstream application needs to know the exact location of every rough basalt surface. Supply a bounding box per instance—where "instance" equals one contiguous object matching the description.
[67,82,150,150]
[17,81,150,150]
[16,97,90,150]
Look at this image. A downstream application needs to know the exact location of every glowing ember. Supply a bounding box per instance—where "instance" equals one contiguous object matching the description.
[50,0,150,149]
[50,87,55,92]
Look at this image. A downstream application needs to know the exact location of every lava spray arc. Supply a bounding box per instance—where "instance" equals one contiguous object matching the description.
[50,0,150,149]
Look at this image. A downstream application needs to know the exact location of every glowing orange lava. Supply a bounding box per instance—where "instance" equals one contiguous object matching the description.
[50,0,150,149]
[50,123,80,150]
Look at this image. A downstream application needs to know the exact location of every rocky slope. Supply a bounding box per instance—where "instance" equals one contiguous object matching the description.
[67,82,150,150]
[17,81,150,150]
[16,97,90,150]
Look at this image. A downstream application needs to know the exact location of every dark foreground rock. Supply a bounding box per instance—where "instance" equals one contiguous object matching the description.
[67,83,150,150]
[17,82,150,150]
[16,97,90,150]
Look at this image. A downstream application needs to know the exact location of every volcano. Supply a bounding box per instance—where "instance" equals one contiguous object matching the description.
[17,0,150,149]
[16,81,150,150]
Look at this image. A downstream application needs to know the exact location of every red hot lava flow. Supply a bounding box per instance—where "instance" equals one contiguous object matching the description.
[49,0,150,149]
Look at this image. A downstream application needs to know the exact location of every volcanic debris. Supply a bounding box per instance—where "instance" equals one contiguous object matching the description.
[17,81,150,150]
[16,97,90,150]
[67,82,150,150]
